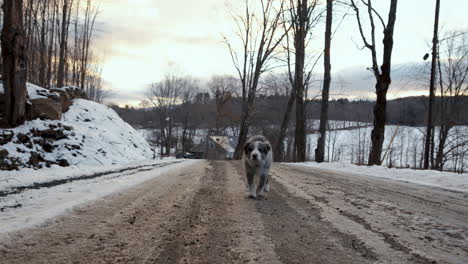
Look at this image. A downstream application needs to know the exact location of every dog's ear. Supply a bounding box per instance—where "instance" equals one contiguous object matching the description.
[258,143,271,154]
[244,142,251,153]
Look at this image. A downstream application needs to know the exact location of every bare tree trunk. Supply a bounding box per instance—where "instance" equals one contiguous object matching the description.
[274,88,295,161]
[423,0,440,169]
[234,90,256,159]
[293,0,307,162]
[316,0,333,163]
[38,0,48,87]
[434,125,450,170]
[1,0,27,127]
[57,0,69,88]
[349,0,398,165]
[368,82,389,164]
[46,1,57,89]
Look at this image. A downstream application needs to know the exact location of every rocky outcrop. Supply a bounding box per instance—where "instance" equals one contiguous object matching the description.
[0,123,76,170]
[0,83,85,123]
[28,86,85,121]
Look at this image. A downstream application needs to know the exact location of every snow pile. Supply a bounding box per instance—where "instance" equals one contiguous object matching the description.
[292,162,468,193]
[0,98,153,169]
[0,159,197,234]
[26,83,52,99]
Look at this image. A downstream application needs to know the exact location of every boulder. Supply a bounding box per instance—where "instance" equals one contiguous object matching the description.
[0,130,13,145]
[0,147,8,158]
[30,98,62,120]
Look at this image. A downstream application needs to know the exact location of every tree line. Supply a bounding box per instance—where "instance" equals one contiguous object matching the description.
[136,0,466,170]
[1,0,105,127]
[219,0,467,169]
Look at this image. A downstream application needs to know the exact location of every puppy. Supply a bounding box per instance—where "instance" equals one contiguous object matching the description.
[243,135,273,198]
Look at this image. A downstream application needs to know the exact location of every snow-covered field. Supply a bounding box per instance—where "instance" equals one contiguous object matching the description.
[290,161,468,193]
[0,159,196,235]
[306,121,468,172]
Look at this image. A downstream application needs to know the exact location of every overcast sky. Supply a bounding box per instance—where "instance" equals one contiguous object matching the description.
[92,0,468,106]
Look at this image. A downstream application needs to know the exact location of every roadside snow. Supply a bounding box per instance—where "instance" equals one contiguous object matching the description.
[291,161,468,193]
[0,157,175,191]
[0,159,198,235]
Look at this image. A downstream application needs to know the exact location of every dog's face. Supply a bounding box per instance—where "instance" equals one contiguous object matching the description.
[244,141,271,162]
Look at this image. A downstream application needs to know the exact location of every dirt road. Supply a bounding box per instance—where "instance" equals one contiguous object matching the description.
[1,160,467,264]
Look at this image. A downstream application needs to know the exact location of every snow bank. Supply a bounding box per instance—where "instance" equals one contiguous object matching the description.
[0,159,198,234]
[26,83,51,99]
[292,162,468,193]
[0,158,174,191]
[0,99,153,169]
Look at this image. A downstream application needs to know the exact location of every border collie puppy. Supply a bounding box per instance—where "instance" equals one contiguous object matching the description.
[243,135,273,198]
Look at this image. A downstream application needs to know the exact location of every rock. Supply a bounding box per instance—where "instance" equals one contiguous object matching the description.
[40,128,67,140]
[30,98,62,120]
[28,152,43,167]
[57,159,70,167]
[0,130,14,145]
[0,147,8,158]
[42,141,54,152]
[17,133,31,144]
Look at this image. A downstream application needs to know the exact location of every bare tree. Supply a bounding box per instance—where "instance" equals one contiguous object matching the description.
[179,77,199,153]
[224,0,289,159]
[423,0,440,169]
[316,0,333,162]
[79,0,99,91]
[146,73,185,156]
[57,0,74,88]
[434,31,468,170]
[1,0,27,127]
[293,0,310,162]
[349,0,399,165]
[208,75,239,135]
[274,0,321,162]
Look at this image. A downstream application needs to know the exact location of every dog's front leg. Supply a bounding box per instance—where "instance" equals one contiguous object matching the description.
[246,171,256,198]
[264,175,270,192]
[256,173,269,196]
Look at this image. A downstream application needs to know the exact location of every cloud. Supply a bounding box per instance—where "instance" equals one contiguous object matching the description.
[330,63,430,99]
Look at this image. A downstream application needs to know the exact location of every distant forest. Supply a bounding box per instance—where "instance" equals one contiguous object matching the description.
[112,95,468,130]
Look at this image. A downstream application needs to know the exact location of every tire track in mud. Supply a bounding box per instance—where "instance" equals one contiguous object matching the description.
[150,161,243,263]
[273,163,467,264]
[231,161,377,264]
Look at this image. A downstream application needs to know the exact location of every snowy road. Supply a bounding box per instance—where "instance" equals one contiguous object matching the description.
[1,160,467,263]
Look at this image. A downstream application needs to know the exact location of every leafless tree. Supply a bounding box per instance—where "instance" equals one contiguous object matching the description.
[146,73,195,156]
[423,0,440,169]
[316,0,333,162]
[274,0,322,162]
[57,0,74,88]
[349,0,399,165]
[179,77,199,153]
[433,31,468,170]
[4,0,102,92]
[224,0,289,159]
[208,75,239,135]
[1,0,27,127]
